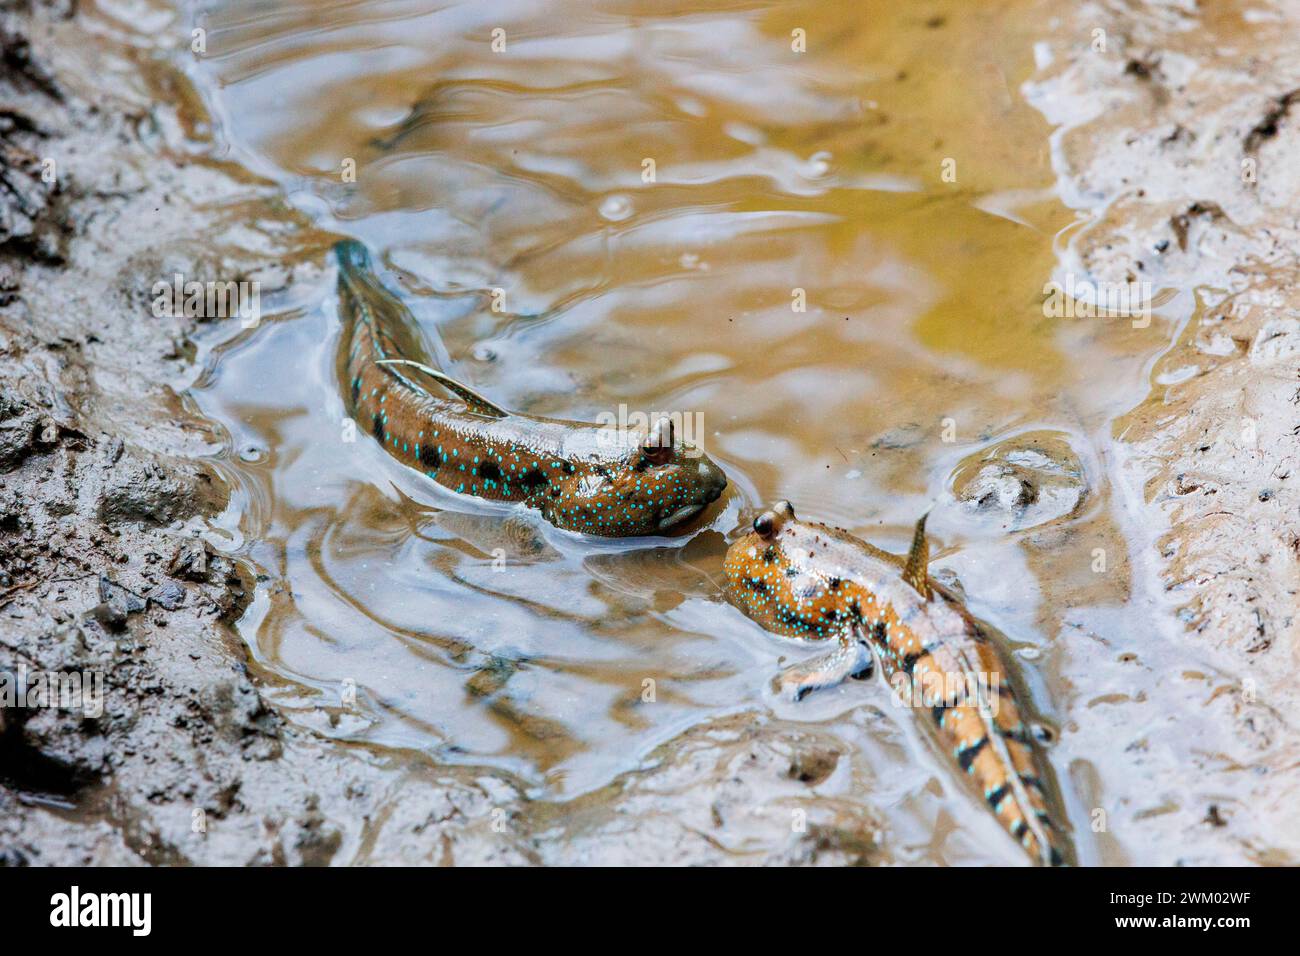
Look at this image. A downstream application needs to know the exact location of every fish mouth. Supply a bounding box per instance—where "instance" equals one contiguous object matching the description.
[658,503,703,531]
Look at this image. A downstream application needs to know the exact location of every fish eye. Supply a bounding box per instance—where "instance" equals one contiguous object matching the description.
[641,417,674,466]
[753,512,776,539]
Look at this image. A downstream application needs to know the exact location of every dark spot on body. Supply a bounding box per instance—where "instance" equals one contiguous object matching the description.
[1003,726,1032,745]
[520,468,548,492]
[957,736,989,772]
[420,445,442,469]
[1019,773,1045,792]
[479,461,502,482]
[775,608,802,629]
[371,414,384,441]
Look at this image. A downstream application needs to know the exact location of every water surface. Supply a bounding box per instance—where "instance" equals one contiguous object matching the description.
[163,0,1219,864]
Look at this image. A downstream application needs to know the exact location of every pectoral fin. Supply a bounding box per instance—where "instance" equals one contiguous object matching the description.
[375,359,510,418]
[903,511,932,601]
[773,626,874,701]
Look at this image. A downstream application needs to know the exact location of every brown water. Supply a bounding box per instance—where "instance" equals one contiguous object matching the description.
[136,0,1254,864]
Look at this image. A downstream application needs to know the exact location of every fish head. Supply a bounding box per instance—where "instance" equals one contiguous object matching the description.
[538,416,727,536]
[723,500,828,635]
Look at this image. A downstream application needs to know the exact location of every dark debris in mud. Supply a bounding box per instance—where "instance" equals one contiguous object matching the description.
[0,126,69,265]
[0,6,69,265]
[1243,88,1300,154]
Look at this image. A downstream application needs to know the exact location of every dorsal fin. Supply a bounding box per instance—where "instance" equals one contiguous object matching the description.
[374,359,510,419]
[903,511,932,601]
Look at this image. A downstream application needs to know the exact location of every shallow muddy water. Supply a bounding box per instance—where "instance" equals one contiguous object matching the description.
[126,0,1269,863]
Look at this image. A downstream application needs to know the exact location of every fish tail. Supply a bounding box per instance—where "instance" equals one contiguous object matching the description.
[335,240,394,361]
[334,241,511,421]
[335,239,429,413]
[929,665,1069,866]
[982,716,1067,866]
[334,237,372,273]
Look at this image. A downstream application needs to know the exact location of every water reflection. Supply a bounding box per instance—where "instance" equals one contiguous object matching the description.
[179,0,1189,862]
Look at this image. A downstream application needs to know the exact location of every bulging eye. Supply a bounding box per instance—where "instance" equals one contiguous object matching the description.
[641,417,674,466]
[753,512,776,539]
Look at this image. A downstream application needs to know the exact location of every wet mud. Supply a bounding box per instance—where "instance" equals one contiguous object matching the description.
[1026,0,1300,863]
[0,0,527,865]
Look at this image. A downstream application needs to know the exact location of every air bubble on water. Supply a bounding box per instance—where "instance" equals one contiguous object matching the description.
[239,444,266,463]
[357,105,413,129]
[845,469,862,480]
[676,96,707,117]
[806,151,833,177]
[725,122,765,146]
[679,252,701,270]
[472,344,498,362]
[599,194,633,222]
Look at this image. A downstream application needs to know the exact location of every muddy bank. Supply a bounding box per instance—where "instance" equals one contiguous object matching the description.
[1027,0,1300,862]
[0,0,528,865]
